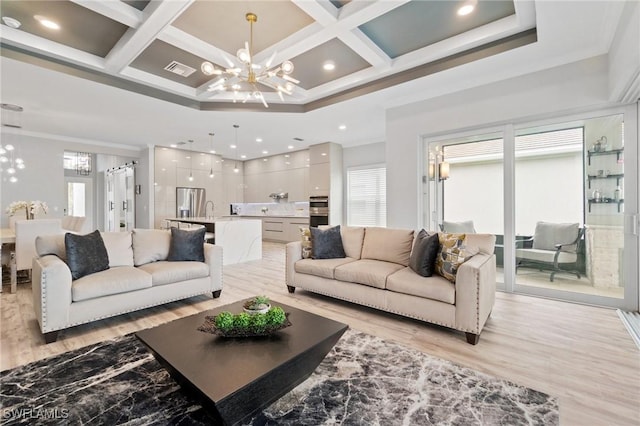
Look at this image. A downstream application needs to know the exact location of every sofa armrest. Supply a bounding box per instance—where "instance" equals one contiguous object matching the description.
[285,241,302,287]
[204,243,223,292]
[32,255,73,333]
[454,253,496,334]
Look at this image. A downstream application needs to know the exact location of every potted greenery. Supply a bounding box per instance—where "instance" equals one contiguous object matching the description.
[243,295,271,315]
[199,305,289,337]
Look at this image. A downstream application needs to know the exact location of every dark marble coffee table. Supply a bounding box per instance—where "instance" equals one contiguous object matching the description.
[136,299,348,425]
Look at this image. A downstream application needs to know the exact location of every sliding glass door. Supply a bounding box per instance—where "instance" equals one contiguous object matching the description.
[423,107,638,310]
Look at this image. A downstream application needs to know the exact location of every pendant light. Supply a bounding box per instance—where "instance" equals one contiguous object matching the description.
[208,132,215,178]
[188,139,194,182]
[233,125,240,173]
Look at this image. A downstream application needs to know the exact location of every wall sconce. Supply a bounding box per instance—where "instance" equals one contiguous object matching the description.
[428,161,436,180]
[439,161,450,180]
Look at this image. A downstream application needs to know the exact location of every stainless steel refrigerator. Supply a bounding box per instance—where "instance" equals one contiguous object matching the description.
[176,187,206,218]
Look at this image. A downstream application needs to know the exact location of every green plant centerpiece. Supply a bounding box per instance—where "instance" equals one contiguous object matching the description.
[198,298,290,337]
[243,295,271,314]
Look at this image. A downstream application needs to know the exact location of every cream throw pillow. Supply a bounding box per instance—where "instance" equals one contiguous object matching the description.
[361,227,414,266]
[101,231,134,267]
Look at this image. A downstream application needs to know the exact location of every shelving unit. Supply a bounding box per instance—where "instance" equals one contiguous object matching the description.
[587,148,623,165]
[587,199,624,213]
[586,173,623,188]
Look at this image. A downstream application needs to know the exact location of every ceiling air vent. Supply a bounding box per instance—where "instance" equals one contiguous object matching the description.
[164,61,196,77]
[293,137,304,141]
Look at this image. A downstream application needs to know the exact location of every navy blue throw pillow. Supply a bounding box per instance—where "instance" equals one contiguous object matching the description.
[409,229,440,277]
[310,226,346,259]
[167,227,206,262]
[65,230,110,280]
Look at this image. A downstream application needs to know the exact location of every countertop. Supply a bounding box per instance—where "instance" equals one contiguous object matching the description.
[166,217,262,224]
[223,215,310,219]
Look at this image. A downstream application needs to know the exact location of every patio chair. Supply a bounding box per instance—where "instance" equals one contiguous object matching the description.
[441,220,476,233]
[515,221,584,282]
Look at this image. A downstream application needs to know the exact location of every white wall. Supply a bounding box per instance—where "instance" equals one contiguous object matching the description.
[0,132,142,229]
[386,56,611,229]
[608,0,640,102]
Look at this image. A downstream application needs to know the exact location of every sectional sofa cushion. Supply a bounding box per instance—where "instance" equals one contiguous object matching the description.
[167,227,206,262]
[361,227,414,266]
[334,259,405,289]
[386,267,456,304]
[132,229,170,266]
[101,231,134,267]
[409,229,440,277]
[137,261,209,286]
[294,257,356,279]
[71,266,151,302]
[65,230,110,280]
[311,226,346,259]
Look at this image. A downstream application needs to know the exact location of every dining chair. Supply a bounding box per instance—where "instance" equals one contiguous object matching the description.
[14,219,63,276]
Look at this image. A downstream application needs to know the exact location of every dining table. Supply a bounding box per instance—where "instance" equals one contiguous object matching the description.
[0,228,17,293]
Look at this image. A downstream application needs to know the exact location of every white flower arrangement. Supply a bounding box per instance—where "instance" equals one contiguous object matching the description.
[5,200,48,218]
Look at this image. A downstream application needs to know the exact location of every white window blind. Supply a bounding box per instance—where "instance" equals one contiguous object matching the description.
[347,165,386,227]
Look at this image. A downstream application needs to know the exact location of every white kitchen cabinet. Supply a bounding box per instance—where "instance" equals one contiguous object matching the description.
[286,218,309,241]
[309,162,330,196]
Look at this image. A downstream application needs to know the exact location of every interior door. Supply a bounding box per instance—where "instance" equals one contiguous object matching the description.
[64,176,94,232]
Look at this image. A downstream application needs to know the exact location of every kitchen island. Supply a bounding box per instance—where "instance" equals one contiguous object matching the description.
[165,217,261,265]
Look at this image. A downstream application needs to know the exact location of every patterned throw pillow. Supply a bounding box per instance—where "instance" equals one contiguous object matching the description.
[300,227,312,259]
[435,233,478,283]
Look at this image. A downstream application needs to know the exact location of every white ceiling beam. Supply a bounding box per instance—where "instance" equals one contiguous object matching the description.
[160,26,237,68]
[0,26,104,70]
[291,0,338,26]
[104,0,194,73]
[70,0,143,28]
[337,28,391,69]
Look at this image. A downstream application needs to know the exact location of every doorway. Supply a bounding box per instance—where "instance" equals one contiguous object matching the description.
[64,176,93,232]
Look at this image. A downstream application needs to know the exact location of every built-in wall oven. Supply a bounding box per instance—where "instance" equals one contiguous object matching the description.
[309,196,329,227]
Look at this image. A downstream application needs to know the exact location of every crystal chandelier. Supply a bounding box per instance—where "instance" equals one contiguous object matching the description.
[200,13,299,108]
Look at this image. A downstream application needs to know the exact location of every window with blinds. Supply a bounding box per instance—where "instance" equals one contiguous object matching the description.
[347,165,386,227]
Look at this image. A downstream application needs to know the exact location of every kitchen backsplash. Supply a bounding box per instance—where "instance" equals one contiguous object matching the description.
[230,202,309,217]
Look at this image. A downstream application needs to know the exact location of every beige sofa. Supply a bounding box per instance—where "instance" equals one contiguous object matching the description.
[286,227,496,344]
[32,229,223,343]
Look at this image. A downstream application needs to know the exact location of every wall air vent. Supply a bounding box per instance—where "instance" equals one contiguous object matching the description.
[164,61,196,77]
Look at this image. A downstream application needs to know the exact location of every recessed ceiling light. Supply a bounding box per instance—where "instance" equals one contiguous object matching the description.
[2,17,21,29]
[256,138,262,143]
[170,144,177,148]
[287,145,294,149]
[323,61,335,71]
[34,15,60,30]
[338,124,346,130]
[230,144,237,149]
[241,155,247,159]
[209,150,216,154]
[457,0,476,16]
[262,150,268,154]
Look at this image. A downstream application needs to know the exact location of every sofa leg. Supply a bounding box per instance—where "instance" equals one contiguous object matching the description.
[212,290,222,299]
[287,285,296,294]
[44,331,59,344]
[465,332,480,345]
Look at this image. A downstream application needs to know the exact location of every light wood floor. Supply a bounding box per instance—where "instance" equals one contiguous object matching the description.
[1,242,638,426]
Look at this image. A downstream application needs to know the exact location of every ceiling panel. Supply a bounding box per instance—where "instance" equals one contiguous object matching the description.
[289,38,371,90]
[359,0,516,59]
[329,0,352,9]
[172,1,314,57]
[0,0,129,58]
[130,40,220,88]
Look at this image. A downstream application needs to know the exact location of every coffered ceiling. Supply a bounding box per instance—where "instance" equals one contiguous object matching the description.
[0,0,535,111]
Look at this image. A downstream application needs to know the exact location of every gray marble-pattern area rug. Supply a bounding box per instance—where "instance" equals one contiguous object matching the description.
[0,329,558,425]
